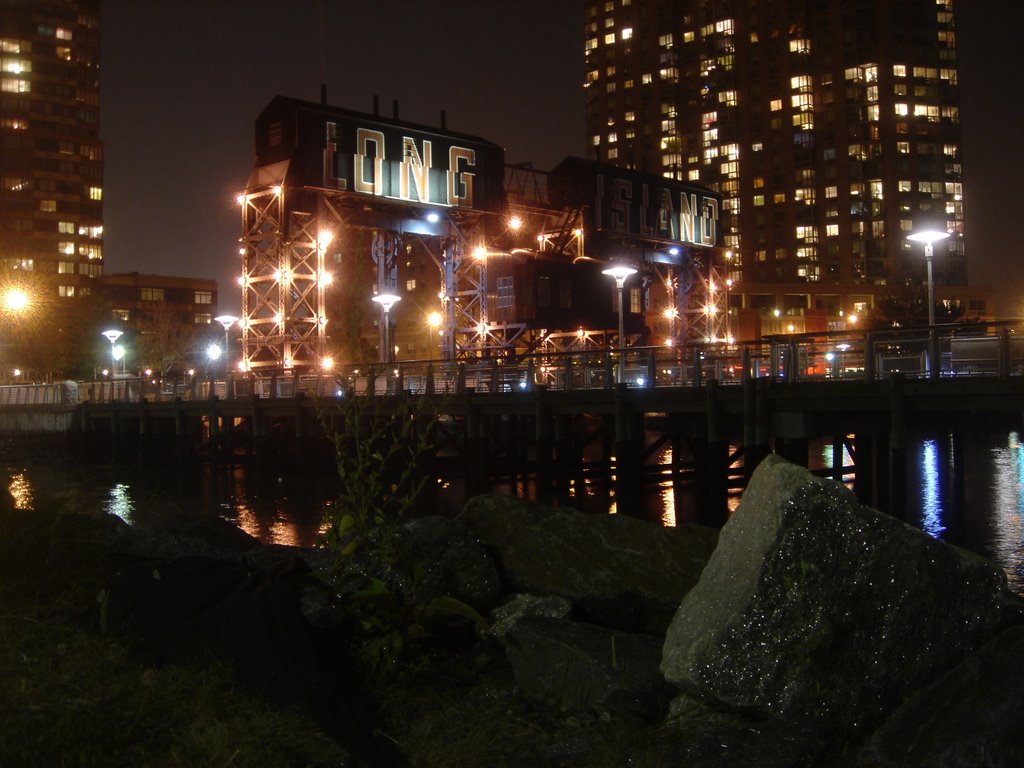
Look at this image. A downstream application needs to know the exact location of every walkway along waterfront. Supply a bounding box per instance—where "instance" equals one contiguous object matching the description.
[3,322,1024,526]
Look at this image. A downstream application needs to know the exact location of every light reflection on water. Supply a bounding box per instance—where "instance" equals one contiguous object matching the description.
[987,432,1024,594]
[920,440,947,539]
[4,428,1024,593]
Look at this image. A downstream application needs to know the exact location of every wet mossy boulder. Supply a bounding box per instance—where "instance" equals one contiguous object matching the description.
[502,615,672,721]
[662,454,1008,740]
[458,494,719,634]
[860,623,1024,767]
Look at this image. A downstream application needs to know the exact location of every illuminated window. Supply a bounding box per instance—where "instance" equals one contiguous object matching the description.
[688,169,700,181]
[825,186,838,198]
[893,64,907,77]
[641,73,652,84]
[629,287,641,314]
[789,39,810,54]
[894,103,908,116]
[58,261,75,274]
[141,287,165,302]
[58,285,75,298]
[195,313,212,324]
[897,141,910,154]
[497,276,514,308]
[826,224,839,237]
[621,27,633,40]
[753,194,765,207]
[406,279,417,291]
[40,200,56,212]
[770,99,782,111]
[683,31,694,43]
[56,27,72,40]
[194,291,212,304]
[89,186,102,200]
[624,111,635,122]
[604,32,616,44]
[719,90,737,106]
[80,245,101,259]
[1,77,29,93]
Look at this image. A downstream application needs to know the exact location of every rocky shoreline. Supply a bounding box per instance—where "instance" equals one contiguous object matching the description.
[3,454,1023,766]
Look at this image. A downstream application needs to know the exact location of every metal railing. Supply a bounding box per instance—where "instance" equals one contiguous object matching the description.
[4,321,1023,406]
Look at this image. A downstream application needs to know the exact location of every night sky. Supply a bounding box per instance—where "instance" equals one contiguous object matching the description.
[100,1,1023,317]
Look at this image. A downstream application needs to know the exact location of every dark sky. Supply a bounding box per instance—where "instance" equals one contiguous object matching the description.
[100,1,1023,317]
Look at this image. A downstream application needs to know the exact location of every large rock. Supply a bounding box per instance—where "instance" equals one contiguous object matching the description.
[860,624,1024,767]
[404,515,501,611]
[502,615,672,721]
[458,494,719,633]
[662,454,1008,738]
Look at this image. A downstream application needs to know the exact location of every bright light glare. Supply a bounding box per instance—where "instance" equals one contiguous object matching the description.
[207,343,222,361]
[427,311,442,328]
[2,288,29,312]
[508,215,523,230]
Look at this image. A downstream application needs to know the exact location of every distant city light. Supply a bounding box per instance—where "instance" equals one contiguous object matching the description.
[2,287,30,313]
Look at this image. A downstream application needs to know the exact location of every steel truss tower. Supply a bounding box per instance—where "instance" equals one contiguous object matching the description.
[238,172,718,376]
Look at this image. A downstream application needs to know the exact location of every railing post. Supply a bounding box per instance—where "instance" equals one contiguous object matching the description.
[999,327,1011,380]
[525,358,535,392]
[770,341,781,383]
[646,349,656,387]
[425,363,435,396]
[692,347,702,389]
[788,338,800,382]
[395,363,405,394]
[864,333,876,382]
[604,353,614,390]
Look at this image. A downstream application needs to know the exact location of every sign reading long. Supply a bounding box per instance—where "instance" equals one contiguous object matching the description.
[323,122,481,209]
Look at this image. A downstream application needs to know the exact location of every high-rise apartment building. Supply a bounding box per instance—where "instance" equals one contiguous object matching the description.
[584,0,990,332]
[0,0,103,298]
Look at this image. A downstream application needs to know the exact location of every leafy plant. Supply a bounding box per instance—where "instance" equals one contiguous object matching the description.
[317,388,485,682]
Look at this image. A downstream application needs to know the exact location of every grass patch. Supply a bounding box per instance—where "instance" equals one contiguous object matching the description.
[0,613,348,768]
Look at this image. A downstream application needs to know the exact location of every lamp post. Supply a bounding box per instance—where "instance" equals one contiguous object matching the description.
[214,314,238,371]
[603,265,637,384]
[906,229,950,327]
[372,292,401,364]
[101,329,123,376]
[602,265,637,350]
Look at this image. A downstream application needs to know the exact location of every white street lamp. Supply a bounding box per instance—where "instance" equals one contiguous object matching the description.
[372,293,401,363]
[602,265,637,350]
[214,314,238,369]
[101,329,123,376]
[906,229,950,327]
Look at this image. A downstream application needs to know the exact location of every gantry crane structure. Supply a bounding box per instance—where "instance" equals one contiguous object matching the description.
[237,97,724,376]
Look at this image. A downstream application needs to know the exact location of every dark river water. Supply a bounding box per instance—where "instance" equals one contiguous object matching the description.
[4,427,1022,594]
